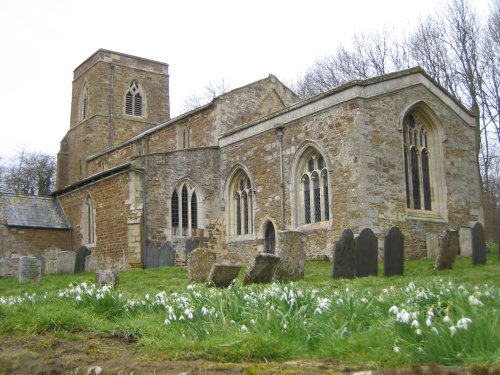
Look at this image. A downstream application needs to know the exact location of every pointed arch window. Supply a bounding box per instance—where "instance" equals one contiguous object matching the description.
[229,171,254,237]
[296,151,330,226]
[125,80,144,117]
[171,181,202,237]
[83,195,95,244]
[403,113,432,211]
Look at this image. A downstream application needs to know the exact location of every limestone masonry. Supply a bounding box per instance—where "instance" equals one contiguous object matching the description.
[1,49,483,270]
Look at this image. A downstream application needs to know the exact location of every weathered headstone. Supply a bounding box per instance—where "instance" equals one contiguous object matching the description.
[159,242,174,266]
[43,246,60,275]
[332,229,356,279]
[95,269,119,288]
[17,256,42,283]
[144,244,159,268]
[384,227,404,276]
[0,256,20,277]
[435,229,459,270]
[57,251,76,275]
[355,228,378,277]
[243,253,281,285]
[425,233,439,259]
[34,254,46,275]
[187,248,217,283]
[472,222,486,265]
[85,254,99,272]
[207,264,242,287]
[273,230,307,281]
[459,226,472,256]
[75,246,90,273]
[185,239,199,253]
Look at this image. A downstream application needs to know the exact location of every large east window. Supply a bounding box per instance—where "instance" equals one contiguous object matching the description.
[171,181,201,236]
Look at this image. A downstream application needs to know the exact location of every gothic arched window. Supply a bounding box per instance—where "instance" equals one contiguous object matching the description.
[83,195,95,244]
[125,80,144,117]
[171,181,202,236]
[229,170,254,237]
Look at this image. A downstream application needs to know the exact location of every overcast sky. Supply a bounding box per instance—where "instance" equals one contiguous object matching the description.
[0,0,489,158]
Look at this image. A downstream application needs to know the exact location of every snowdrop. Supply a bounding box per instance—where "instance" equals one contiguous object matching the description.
[389,305,399,314]
[456,317,472,330]
[393,346,401,353]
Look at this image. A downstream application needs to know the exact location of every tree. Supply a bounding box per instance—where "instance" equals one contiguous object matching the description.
[182,79,230,113]
[0,150,56,196]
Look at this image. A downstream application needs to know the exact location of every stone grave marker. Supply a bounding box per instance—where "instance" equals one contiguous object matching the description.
[17,256,42,283]
[85,254,99,272]
[34,255,46,275]
[243,253,281,285]
[273,230,307,281]
[43,246,59,275]
[57,251,76,275]
[425,233,439,259]
[207,264,242,288]
[332,229,356,279]
[185,239,199,253]
[384,227,404,276]
[435,229,459,270]
[355,228,378,277]
[75,246,90,273]
[144,244,159,268]
[187,248,217,283]
[159,242,174,266]
[95,269,119,288]
[0,256,20,277]
[472,222,486,265]
[459,226,472,256]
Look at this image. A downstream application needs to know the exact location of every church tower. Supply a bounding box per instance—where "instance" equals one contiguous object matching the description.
[56,49,170,189]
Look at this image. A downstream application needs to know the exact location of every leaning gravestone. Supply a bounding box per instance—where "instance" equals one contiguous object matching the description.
[472,222,486,265]
[274,230,307,281]
[95,269,119,288]
[384,227,404,276]
[425,233,439,259]
[187,248,217,283]
[207,264,242,287]
[435,229,459,270]
[355,228,378,277]
[75,246,90,273]
[459,226,472,256]
[332,229,356,279]
[85,254,99,272]
[243,253,281,285]
[17,256,42,284]
[57,251,76,275]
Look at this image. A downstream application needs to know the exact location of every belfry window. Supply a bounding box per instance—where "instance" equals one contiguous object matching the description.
[298,152,329,225]
[403,113,432,211]
[229,171,254,237]
[125,80,143,116]
[171,181,202,236]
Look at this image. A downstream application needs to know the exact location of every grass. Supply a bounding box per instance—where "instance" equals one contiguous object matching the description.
[0,245,498,369]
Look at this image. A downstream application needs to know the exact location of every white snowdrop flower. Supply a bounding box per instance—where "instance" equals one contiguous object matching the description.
[201,307,208,316]
[282,323,287,330]
[449,326,457,336]
[231,320,235,324]
[468,295,483,306]
[187,312,193,320]
[75,295,82,302]
[411,312,419,320]
[456,317,472,330]
[241,325,249,333]
[389,306,399,314]
[418,347,424,353]
[415,328,422,336]
[427,309,434,318]
[426,318,433,327]
[164,318,171,325]
[361,298,368,304]
[443,316,452,324]
[179,315,185,321]
[187,284,194,290]
[250,319,255,325]
[314,307,322,314]
[411,320,419,328]
[184,308,191,316]
[397,310,410,324]
[393,346,400,353]
[431,327,439,335]
[145,294,150,300]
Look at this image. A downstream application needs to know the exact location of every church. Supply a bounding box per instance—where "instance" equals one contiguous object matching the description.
[2,49,484,271]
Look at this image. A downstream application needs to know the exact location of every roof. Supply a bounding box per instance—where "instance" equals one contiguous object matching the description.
[0,193,70,229]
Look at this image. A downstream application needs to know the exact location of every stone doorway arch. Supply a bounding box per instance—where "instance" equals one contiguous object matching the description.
[264,221,276,254]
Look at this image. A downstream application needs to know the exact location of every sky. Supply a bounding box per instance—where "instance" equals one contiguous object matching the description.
[0,0,489,158]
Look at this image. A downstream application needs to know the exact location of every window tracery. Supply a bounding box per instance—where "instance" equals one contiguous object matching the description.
[125,80,144,116]
[171,181,201,236]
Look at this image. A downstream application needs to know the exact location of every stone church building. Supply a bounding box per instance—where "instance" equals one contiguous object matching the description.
[11,49,484,270]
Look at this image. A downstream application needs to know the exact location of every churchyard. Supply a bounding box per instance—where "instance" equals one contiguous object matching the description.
[0,243,498,373]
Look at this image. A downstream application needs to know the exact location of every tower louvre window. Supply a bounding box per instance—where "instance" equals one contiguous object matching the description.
[125,80,144,117]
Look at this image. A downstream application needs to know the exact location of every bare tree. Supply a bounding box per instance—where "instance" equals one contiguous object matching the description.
[182,79,230,113]
[0,150,56,196]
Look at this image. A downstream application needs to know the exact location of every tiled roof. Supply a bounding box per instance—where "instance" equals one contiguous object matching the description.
[0,193,70,229]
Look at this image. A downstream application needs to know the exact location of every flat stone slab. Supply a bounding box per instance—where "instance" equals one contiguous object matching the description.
[243,253,281,285]
[187,248,217,283]
[472,222,486,265]
[207,264,241,288]
[459,226,472,256]
[85,254,99,273]
[17,256,41,284]
[95,269,119,289]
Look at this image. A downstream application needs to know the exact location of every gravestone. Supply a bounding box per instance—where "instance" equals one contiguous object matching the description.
[75,246,90,273]
[17,256,42,283]
[187,248,217,283]
[0,256,20,277]
[332,229,356,279]
[471,222,486,265]
[435,229,459,270]
[185,239,199,253]
[57,251,76,275]
[498,228,500,261]
[273,230,307,281]
[384,227,404,276]
[243,253,281,285]
[355,228,378,277]
[95,269,119,288]
[158,242,174,266]
[425,233,439,259]
[459,226,472,256]
[43,246,59,275]
[34,255,46,275]
[85,254,99,272]
[144,244,159,268]
[207,264,242,287]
